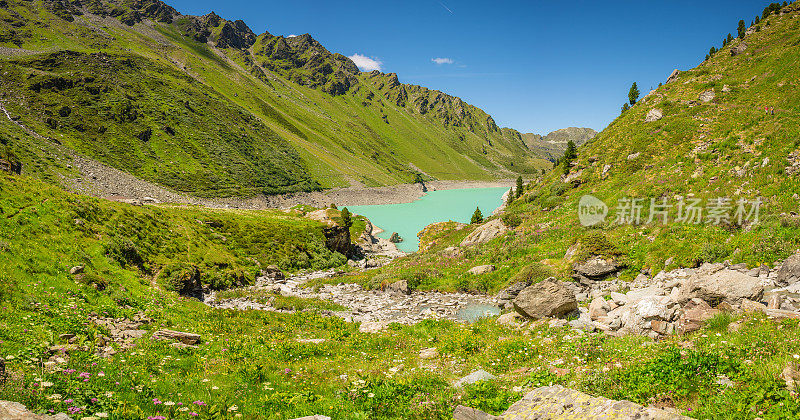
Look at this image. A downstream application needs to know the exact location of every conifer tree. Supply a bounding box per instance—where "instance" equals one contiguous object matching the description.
[628,82,640,105]
[516,176,524,198]
[471,207,484,224]
[738,20,747,39]
[340,207,353,229]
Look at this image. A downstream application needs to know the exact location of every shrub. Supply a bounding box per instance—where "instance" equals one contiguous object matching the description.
[105,235,144,269]
[157,263,201,295]
[77,272,109,291]
[691,242,730,267]
[578,231,621,259]
[509,262,555,285]
[501,213,522,228]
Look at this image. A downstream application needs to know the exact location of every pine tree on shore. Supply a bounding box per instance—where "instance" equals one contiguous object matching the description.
[471,207,484,224]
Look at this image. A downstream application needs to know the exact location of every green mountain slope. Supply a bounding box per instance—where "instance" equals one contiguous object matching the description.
[361,2,800,293]
[0,0,549,197]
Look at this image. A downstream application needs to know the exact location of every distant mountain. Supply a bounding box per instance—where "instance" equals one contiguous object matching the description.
[522,127,597,162]
[0,0,548,198]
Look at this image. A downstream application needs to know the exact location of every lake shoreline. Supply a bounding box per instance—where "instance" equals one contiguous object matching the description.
[197,179,515,209]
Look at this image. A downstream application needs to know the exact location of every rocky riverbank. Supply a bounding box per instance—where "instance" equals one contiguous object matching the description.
[206,268,500,330]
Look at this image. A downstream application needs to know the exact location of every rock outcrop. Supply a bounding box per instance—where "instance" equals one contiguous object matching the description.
[0,400,72,419]
[323,225,352,257]
[461,219,509,247]
[497,385,691,419]
[645,108,663,122]
[573,257,620,282]
[776,251,800,286]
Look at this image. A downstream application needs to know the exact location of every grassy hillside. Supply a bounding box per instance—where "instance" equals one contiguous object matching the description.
[2,174,800,419]
[353,3,800,294]
[0,0,549,197]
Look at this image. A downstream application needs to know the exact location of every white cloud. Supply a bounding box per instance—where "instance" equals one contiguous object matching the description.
[287,34,297,38]
[348,54,383,72]
[431,57,454,65]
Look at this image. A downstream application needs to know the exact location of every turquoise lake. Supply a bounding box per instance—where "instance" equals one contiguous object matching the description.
[348,187,508,253]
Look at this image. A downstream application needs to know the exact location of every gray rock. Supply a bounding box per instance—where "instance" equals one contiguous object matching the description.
[152,329,201,345]
[666,69,681,84]
[460,219,509,247]
[573,256,619,280]
[454,369,497,387]
[645,108,663,122]
[453,405,500,420]
[502,385,690,419]
[69,265,84,275]
[0,401,72,419]
[681,266,764,305]
[387,280,410,295]
[699,90,716,103]
[496,312,523,326]
[468,265,496,275]
[513,279,577,320]
[776,251,800,286]
[731,42,748,56]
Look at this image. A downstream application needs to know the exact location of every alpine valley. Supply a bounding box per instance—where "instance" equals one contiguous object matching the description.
[2,1,800,420]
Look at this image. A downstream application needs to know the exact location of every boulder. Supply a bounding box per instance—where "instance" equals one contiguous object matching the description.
[501,385,691,419]
[776,251,800,286]
[359,321,388,333]
[256,265,285,287]
[666,69,681,84]
[731,42,748,56]
[768,294,783,310]
[680,266,763,305]
[645,108,663,122]
[468,265,495,275]
[496,281,530,309]
[588,298,609,320]
[69,265,84,275]
[460,219,508,247]
[0,401,72,420]
[387,280,410,295]
[453,405,499,420]
[573,257,619,280]
[741,299,767,313]
[496,312,524,326]
[419,347,439,359]
[152,329,201,345]
[677,299,719,334]
[389,232,402,243]
[513,279,577,319]
[454,369,497,387]
[699,90,716,102]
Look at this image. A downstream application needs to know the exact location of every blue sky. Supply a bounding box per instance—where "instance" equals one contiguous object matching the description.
[166,0,773,134]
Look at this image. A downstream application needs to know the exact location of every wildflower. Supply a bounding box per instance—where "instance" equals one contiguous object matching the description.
[228,405,238,412]
[164,401,175,406]
[179,407,189,412]
[96,413,109,418]
[794,354,799,360]
[211,386,219,390]
[40,382,53,388]
[97,371,105,377]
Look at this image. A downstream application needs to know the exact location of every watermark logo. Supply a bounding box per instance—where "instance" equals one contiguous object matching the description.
[578,195,762,227]
[578,195,609,227]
